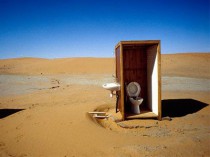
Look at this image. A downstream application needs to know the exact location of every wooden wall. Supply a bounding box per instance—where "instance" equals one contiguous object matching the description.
[123,45,148,110]
[115,46,122,113]
[147,45,158,113]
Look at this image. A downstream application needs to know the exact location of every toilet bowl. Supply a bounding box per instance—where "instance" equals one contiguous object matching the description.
[126,82,143,114]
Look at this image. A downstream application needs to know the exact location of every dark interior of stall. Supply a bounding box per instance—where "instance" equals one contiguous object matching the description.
[122,45,150,115]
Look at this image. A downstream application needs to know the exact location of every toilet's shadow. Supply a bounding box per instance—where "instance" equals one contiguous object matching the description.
[0,109,24,119]
[161,99,208,117]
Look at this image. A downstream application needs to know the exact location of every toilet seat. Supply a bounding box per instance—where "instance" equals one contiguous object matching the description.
[126,82,141,97]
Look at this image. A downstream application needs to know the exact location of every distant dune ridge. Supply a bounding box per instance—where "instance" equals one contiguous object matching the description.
[161,53,210,78]
[0,57,114,75]
[0,53,210,78]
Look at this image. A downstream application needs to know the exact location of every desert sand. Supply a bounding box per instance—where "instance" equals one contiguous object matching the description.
[0,53,209,157]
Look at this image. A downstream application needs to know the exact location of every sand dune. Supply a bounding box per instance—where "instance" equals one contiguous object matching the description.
[0,53,209,157]
[0,53,210,78]
[162,53,210,78]
[0,57,115,75]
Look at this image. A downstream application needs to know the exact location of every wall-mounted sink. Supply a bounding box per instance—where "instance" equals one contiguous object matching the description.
[102,82,120,97]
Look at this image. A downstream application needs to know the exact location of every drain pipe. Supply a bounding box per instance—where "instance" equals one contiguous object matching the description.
[116,93,119,113]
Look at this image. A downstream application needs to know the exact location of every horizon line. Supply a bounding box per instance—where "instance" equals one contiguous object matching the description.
[0,52,209,60]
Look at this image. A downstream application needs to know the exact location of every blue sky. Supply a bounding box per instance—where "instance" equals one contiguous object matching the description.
[0,0,209,58]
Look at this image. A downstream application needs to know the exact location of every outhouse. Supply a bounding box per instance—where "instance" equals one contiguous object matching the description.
[115,40,161,120]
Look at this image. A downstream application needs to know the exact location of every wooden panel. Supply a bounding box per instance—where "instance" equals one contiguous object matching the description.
[147,44,158,113]
[115,46,121,83]
[123,46,148,113]
[157,43,162,120]
[119,41,160,47]
[126,110,158,119]
[115,46,121,113]
[120,43,125,120]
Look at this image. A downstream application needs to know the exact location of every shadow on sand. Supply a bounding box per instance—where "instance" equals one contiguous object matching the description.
[162,99,208,117]
[0,109,25,119]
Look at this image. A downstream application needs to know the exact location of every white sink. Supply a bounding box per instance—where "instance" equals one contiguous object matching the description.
[102,82,120,91]
[102,82,120,97]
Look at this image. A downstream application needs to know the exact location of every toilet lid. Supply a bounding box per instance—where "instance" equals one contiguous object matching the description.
[126,82,141,97]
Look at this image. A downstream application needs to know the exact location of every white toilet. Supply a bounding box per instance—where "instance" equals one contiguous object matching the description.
[126,82,143,114]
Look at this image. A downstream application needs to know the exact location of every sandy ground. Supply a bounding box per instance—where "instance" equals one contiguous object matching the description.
[0,53,209,157]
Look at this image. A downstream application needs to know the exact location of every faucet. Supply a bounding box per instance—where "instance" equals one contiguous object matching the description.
[112,74,119,82]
